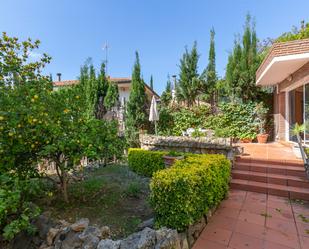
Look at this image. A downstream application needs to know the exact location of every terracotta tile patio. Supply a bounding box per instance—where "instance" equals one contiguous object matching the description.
[238,142,301,162]
[193,189,309,249]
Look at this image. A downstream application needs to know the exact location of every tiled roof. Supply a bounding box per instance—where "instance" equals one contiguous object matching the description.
[256,38,309,82]
[53,77,160,98]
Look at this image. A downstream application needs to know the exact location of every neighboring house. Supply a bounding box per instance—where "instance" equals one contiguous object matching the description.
[53,77,160,131]
[53,77,159,104]
[256,38,309,143]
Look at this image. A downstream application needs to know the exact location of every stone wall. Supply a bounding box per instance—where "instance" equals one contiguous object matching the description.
[140,134,235,159]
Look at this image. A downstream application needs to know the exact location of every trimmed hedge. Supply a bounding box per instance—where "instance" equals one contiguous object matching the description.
[150,154,231,231]
[128,148,167,177]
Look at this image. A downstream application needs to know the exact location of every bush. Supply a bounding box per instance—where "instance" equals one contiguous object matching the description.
[150,154,231,231]
[204,102,257,140]
[128,149,167,177]
[158,105,211,136]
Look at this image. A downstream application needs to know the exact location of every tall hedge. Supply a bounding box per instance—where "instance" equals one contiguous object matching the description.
[150,154,231,230]
[128,149,167,177]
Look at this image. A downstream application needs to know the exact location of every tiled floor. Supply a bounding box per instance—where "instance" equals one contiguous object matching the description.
[193,189,309,249]
[238,143,301,162]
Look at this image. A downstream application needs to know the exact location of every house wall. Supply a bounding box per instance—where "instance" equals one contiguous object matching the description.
[275,62,309,141]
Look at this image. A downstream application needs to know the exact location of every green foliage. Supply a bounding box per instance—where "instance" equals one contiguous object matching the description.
[157,105,211,136]
[104,81,119,110]
[0,174,41,240]
[128,149,167,177]
[96,62,109,119]
[125,52,148,147]
[176,42,201,107]
[277,21,309,42]
[204,102,257,139]
[150,154,231,230]
[225,14,265,103]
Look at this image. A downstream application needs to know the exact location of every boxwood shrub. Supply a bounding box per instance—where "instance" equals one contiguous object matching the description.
[128,148,167,177]
[150,154,231,231]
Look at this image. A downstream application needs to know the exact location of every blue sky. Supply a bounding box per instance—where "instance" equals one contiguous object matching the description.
[1,0,308,94]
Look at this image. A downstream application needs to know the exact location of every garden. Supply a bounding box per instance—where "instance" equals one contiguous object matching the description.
[1,16,308,249]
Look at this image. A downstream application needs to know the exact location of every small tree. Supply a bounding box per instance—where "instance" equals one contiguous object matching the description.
[125,51,148,147]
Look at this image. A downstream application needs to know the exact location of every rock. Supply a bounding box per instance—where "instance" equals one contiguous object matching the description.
[177,232,189,249]
[187,217,206,247]
[81,234,100,249]
[155,228,181,249]
[47,228,60,246]
[59,219,71,228]
[97,239,121,249]
[71,218,89,232]
[100,226,111,239]
[79,226,101,241]
[137,218,154,230]
[33,213,56,240]
[120,227,156,249]
[60,230,83,249]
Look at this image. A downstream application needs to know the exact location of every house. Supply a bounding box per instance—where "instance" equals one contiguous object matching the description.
[256,38,309,143]
[53,77,160,104]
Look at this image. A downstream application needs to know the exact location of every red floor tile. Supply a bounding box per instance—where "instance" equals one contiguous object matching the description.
[239,210,266,226]
[264,240,297,249]
[299,235,309,249]
[264,228,301,248]
[200,227,232,246]
[192,237,228,249]
[296,222,309,237]
[267,199,292,212]
[266,217,298,235]
[228,232,264,249]
[207,215,238,231]
[234,220,266,239]
[267,207,294,221]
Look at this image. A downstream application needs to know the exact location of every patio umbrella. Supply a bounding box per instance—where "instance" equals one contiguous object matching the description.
[149,95,159,135]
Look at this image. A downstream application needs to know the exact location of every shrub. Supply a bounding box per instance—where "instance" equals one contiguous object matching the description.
[204,102,257,140]
[158,105,211,136]
[128,149,167,177]
[150,154,231,231]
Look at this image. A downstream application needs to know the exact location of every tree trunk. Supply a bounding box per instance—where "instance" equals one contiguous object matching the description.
[62,173,69,203]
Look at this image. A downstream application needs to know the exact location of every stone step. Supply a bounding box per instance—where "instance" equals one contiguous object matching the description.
[235,156,303,167]
[232,169,309,188]
[230,178,309,200]
[234,161,306,178]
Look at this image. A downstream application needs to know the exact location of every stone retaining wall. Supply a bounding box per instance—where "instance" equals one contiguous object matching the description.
[140,134,235,159]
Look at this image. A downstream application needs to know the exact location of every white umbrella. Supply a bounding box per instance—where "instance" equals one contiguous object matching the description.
[149,95,159,135]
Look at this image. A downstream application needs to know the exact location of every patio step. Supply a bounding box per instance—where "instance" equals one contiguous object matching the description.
[231,157,309,200]
[230,179,309,200]
[232,170,309,188]
[234,161,306,177]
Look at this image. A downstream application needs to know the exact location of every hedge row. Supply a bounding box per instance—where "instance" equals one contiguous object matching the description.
[128,148,167,177]
[150,154,231,231]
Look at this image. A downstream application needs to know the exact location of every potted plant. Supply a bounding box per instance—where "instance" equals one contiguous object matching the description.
[255,102,269,143]
[239,133,256,143]
[162,151,184,167]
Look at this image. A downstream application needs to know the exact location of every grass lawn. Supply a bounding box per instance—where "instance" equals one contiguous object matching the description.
[38,164,153,239]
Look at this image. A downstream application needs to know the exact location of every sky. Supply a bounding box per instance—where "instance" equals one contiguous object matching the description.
[1,0,309,94]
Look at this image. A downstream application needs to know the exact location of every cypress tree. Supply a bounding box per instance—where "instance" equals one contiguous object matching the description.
[104,81,119,110]
[150,75,154,90]
[96,62,109,119]
[176,41,200,107]
[202,28,217,106]
[125,51,147,146]
[225,14,263,103]
[160,76,172,107]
